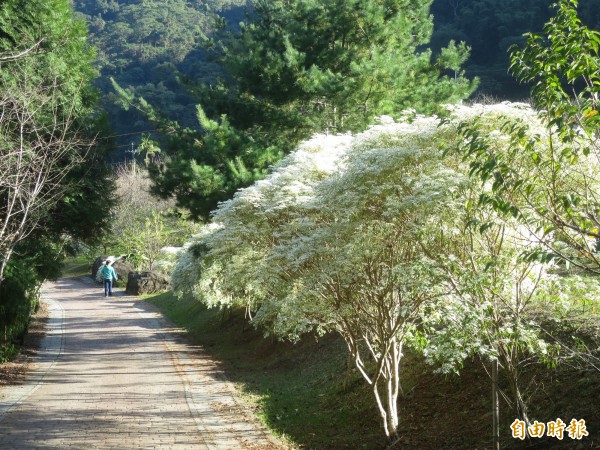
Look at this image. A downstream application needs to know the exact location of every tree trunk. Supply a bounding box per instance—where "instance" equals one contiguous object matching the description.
[371,350,402,440]
[492,358,500,450]
[506,362,530,427]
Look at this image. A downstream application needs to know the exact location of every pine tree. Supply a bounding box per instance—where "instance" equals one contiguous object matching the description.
[218,0,476,131]
[146,0,477,219]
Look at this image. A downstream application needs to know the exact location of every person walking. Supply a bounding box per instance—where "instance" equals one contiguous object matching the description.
[100,260,118,297]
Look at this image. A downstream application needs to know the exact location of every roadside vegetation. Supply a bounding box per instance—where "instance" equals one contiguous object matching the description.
[148,291,598,449]
[163,1,600,444]
[0,0,114,360]
[100,162,199,272]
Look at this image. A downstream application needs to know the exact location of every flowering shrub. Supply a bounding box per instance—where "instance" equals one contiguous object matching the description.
[153,246,183,275]
[170,103,600,438]
[172,133,352,314]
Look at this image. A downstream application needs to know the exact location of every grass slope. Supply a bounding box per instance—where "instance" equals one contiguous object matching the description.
[147,291,599,449]
[61,254,93,277]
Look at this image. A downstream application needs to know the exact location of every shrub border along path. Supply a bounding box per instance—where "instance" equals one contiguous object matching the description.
[0,277,282,449]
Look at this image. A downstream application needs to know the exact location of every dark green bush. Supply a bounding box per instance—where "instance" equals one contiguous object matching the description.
[0,260,40,362]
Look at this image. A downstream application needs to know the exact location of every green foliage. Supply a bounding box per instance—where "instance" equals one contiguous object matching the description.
[73,0,248,153]
[0,0,115,346]
[144,0,476,219]
[0,260,40,360]
[72,0,599,164]
[219,0,475,130]
[443,2,600,422]
[136,134,161,165]
[76,0,211,70]
[453,1,600,274]
[0,0,97,110]
[119,211,178,271]
[430,0,600,98]
[146,103,282,218]
[0,0,114,246]
[510,0,600,143]
[105,164,199,271]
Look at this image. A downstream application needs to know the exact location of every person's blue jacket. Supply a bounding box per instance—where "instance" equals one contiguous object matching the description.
[101,264,117,281]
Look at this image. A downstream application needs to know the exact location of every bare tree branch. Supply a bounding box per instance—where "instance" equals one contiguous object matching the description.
[0,39,45,63]
[0,76,93,283]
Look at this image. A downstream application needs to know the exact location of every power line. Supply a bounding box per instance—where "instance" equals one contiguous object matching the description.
[95,129,158,141]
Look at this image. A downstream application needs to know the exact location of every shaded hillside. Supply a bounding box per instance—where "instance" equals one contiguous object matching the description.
[74,0,249,156]
[73,0,600,157]
[149,292,599,449]
[430,0,600,98]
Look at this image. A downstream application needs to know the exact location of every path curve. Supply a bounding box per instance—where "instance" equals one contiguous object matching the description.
[0,278,282,449]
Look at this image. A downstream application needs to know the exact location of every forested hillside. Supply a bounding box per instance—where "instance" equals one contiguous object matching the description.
[73,0,600,161]
[431,0,600,96]
[74,0,249,154]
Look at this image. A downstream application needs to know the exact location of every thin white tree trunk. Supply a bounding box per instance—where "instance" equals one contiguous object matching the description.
[492,358,500,450]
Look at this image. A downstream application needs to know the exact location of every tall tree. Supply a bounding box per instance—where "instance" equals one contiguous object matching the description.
[221,0,475,129]
[170,115,469,440]
[146,0,477,219]
[0,0,113,289]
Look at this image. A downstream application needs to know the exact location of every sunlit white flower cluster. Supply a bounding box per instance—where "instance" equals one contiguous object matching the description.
[172,102,542,322]
[152,246,184,275]
[169,102,600,438]
[171,101,598,367]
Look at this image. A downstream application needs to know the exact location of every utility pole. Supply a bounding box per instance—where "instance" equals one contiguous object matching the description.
[126,142,137,174]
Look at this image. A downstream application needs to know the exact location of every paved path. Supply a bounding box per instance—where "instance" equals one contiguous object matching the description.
[0,278,281,449]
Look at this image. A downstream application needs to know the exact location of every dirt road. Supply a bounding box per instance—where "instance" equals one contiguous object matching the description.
[0,278,282,449]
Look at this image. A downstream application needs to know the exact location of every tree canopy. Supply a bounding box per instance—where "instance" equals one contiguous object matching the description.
[143,0,476,219]
[217,0,475,130]
[0,0,115,347]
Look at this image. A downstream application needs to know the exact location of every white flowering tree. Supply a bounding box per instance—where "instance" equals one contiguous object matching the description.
[173,115,469,439]
[171,104,600,442]
[263,116,467,439]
